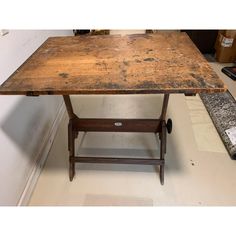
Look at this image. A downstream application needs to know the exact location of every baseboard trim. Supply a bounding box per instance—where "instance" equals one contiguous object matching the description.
[17,102,66,206]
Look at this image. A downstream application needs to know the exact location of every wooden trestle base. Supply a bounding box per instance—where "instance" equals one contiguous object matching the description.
[63,94,171,185]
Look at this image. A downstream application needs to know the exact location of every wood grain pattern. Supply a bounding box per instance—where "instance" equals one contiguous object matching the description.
[0,33,226,95]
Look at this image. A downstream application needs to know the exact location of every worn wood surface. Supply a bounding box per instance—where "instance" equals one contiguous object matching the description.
[0,33,226,95]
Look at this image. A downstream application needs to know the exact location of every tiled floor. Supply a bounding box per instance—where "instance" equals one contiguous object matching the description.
[28,62,236,206]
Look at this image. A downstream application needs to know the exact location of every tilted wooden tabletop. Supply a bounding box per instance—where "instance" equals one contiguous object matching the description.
[0,32,226,95]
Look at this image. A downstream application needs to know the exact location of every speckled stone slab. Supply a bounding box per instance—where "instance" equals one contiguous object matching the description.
[200,91,236,159]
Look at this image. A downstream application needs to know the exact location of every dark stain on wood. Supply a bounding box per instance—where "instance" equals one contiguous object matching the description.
[181,80,196,88]
[190,73,207,87]
[59,73,69,78]
[123,60,129,66]
[121,69,127,79]
[190,73,200,80]
[196,77,206,87]
[0,33,226,95]
[135,81,159,89]
[94,82,122,89]
[144,58,155,62]
[147,49,153,54]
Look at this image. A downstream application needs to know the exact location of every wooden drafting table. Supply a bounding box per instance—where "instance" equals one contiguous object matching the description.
[0,33,226,184]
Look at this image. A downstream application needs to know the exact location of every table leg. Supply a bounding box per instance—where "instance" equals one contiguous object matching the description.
[160,120,167,185]
[63,95,77,120]
[160,94,170,121]
[63,95,78,181]
[68,120,75,181]
[62,94,171,185]
[159,94,169,185]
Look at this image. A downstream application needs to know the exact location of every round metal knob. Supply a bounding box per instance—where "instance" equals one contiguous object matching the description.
[166,119,172,134]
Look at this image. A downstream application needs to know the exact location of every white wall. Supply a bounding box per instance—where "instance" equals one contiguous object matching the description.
[0,30,73,205]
